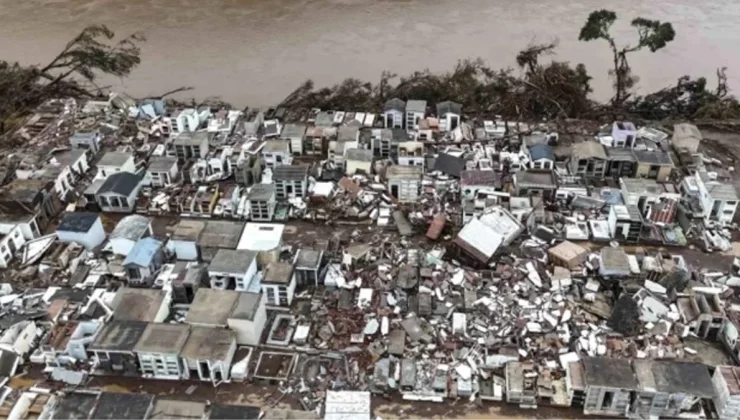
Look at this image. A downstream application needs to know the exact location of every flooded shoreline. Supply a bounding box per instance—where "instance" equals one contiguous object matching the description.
[1,0,739,106]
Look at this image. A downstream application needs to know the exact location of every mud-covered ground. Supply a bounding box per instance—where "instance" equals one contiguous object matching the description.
[11,365,593,419]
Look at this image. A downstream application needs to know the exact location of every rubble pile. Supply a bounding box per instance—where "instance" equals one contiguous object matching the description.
[269,230,732,408]
[2,95,740,419]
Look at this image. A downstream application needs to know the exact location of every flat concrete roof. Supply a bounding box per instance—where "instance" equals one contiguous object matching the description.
[406,99,427,112]
[133,323,190,354]
[147,156,177,173]
[515,170,557,187]
[229,292,262,321]
[295,249,322,269]
[51,149,86,167]
[171,219,245,249]
[173,131,212,146]
[98,152,133,167]
[621,178,664,196]
[263,262,294,285]
[53,392,98,420]
[248,184,276,201]
[345,148,373,162]
[185,289,239,326]
[209,404,260,420]
[651,361,716,397]
[149,399,206,420]
[262,408,320,420]
[200,220,246,249]
[582,357,638,389]
[600,247,632,273]
[633,150,674,166]
[571,141,606,160]
[57,212,99,233]
[91,392,153,420]
[171,219,206,242]
[453,217,503,262]
[606,147,637,161]
[111,288,166,322]
[89,321,148,352]
[337,125,360,142]
[209,249,257,274]
[281,123,307,139]
[180,326,235,361]
[273,164,309,181]
[263,139,289,153]
[237,223,284,251]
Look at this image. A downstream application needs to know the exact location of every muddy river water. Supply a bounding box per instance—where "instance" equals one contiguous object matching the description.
[1,0,738,106]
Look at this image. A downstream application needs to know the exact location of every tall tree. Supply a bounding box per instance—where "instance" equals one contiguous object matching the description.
[579,9,675,106]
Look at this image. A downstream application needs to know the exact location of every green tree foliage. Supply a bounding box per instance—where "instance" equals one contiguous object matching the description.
[579,9,675,106]
[0,25,144,133]
[280,54,594,120]
[628,68,740,120]
[39,25,144,85]
[514,42,593,118]
[2,19,739,134]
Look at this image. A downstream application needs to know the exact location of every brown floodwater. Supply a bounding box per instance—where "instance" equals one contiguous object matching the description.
[1,0,738,106]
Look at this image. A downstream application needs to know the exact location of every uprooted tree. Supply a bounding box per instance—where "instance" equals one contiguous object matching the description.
[280,11,738,121]
[578,9,676,106]
[2,18,739,134]
[280,50,595,120]
[627,68,740,120]
[0,25,145,134]
[514,41,593,118]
